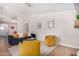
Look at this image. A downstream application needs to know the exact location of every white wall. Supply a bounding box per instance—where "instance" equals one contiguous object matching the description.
[0,3,79,48]
[25,10,79,49]
[0,6,26,34]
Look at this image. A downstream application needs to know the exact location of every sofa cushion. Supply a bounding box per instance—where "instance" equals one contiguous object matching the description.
[12,31,19,39]
[23,32,28,38]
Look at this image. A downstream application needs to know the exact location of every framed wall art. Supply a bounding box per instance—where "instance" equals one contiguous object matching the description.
[48,20,54,28]
[37,22,42,29]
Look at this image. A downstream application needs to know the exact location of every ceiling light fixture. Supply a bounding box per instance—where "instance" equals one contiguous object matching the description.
[25,3,31,7]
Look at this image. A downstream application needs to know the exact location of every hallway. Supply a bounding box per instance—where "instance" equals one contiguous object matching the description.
[0,36,11,56]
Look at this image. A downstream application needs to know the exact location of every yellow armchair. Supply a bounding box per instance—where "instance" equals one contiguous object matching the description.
[44,35,56,47]
[19,40,40,56]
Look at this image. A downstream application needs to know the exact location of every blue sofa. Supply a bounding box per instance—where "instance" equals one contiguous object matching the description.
[8,33,36,46]
[8,35,27,46]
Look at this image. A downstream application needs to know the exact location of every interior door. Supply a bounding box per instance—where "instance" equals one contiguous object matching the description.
[25,23,29,32]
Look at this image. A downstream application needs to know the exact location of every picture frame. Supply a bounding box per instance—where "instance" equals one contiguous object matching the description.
[11,26,15,29]
[37,22,42,29]
[48,20,54,28]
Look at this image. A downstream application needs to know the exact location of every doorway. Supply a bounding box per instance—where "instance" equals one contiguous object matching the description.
[0,23,11,55]
[0,23,9,48]
[0,23,9,36]
[24,23,29,33]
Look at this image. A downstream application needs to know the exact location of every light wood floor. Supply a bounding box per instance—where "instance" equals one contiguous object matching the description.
[0,36,78,56]
[0,36,11,56]
[48,45,77,56]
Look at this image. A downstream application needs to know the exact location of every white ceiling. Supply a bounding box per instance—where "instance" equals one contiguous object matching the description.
[0,3,76,23]
[0,3,75,16]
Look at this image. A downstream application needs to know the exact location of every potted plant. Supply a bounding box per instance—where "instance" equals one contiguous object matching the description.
[76,14,79,20]
[75,14,79,28]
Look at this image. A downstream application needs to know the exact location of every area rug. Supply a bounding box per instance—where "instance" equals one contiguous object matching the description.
[8,42,57,56]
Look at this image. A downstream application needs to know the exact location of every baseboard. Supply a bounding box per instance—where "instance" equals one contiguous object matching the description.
[59,43,79,49]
